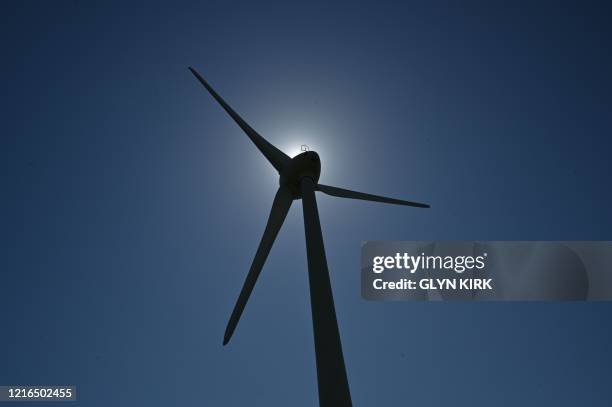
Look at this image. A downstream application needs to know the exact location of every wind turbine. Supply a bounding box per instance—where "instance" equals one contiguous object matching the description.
[189,67,429,407]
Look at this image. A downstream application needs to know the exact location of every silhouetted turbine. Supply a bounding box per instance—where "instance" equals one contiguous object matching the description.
[189,67,429,407]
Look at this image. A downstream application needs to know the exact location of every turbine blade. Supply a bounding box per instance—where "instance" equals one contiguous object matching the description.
[301,177,352,407]
[223,187,293,345]
[317,183,430,208]
[188,67,290,173]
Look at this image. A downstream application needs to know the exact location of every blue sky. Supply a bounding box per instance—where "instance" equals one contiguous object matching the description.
[2,1,612,406]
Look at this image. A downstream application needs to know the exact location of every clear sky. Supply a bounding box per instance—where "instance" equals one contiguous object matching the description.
[2,1,612,406]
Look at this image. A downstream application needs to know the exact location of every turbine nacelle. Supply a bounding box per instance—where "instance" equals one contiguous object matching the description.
[279,151,321,198]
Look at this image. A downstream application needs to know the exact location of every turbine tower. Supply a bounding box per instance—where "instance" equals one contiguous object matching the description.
[189,67,429,407]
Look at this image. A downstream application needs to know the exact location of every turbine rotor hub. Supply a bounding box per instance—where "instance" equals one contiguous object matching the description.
[279,151,321,198]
